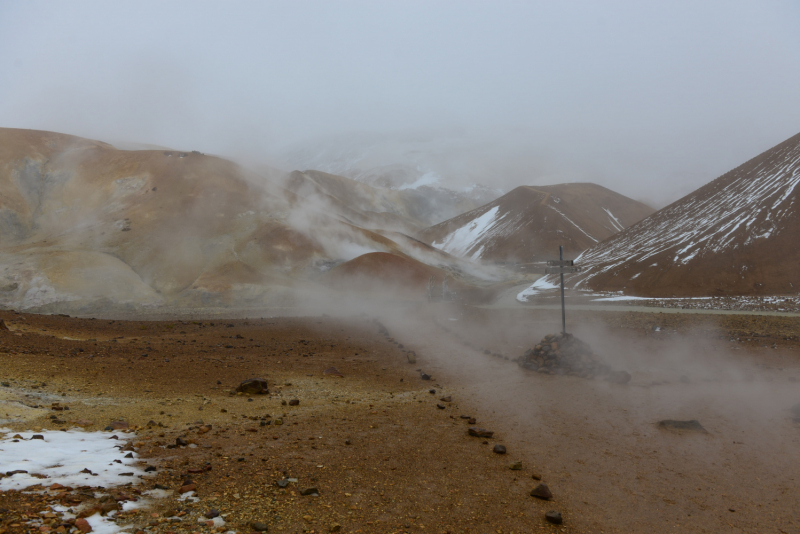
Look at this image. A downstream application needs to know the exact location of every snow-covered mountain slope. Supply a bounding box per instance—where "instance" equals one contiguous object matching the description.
[563,131,800,297]
[417,183,654,263]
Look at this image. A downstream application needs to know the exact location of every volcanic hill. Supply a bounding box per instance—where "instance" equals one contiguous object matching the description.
[0,128,498,312]
[417,183,654,264]
[563,131,800,297]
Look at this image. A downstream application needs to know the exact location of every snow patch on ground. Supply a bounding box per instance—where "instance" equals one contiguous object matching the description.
[516,277,559,302]
[398,171,440,190]
[432,206,500,259]
[0,428,148,491]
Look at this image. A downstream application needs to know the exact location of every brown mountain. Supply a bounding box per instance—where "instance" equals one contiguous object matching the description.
[564,131,800,297]
[417,183,654,263]
[0,128,499,312]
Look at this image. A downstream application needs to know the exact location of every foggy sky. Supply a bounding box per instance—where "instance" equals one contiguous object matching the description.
[1,1,799,207]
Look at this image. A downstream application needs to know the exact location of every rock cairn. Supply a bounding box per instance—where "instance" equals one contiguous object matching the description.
[516,333,630,383]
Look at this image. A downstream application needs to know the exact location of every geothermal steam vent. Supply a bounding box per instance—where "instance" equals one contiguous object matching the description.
[516,333,631,383]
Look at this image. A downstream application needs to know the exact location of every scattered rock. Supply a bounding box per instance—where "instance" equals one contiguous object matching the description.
[276,479,289,488]
[300,487,319,496]
[509,461,522,470]
[530,483,553,500]
[74,420,93,428]
[204,510,220,519]
[179,483,197,494]
[31,434,44,440]
[657,419,708,433]
[545,511,563,524]
[75,518,92,533]
[493,444,507,454]
[109,421,129,430]
[440,396,452,402]
[607,370,632,385]
[329,523,342,532]
[419,371,431,380]
[176,437,188,446]
[468,427,494,438]
[436,404,446,409]
[323,367,344,377]
[251,521,268,532]
[288,399,300,406]
[429,389,436,394]
[406,351,417,364]
[531,472,542,481]
[0,319,8,331]
[144,466,157,472]
[236,378,269,395]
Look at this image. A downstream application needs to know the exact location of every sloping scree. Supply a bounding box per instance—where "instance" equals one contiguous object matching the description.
[516,332,630,383]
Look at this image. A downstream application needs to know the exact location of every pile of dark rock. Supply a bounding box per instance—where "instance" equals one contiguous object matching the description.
[516,332,630,384]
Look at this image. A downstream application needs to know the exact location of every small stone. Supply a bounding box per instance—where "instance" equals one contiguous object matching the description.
[345,439,351,445]
[329,523,342,533]
[204,509,220,519]
[236,378,269,395]
[74,420,93,428]
[124,452,134,458]
[300,487,319,496]
[176,437,188,446]
[493,444,507,454]
[406,351,417,364]
[288,399,300,406]
[420,372,431,380]
[429,389,436,394]
[31,434,44,440]
[144,466,157,472]
[545,511,563,524]
[436,404,446,409]
[109,421,129,430]
[276,479,289,488]
[251,522,268,532]
[179,483,196,494]
[440,396,452,402]
[75,518,92,533]
[530,483,553,500]
[531,472,542,480]
[509,461,522,470]
[323,367,344,377]
[467,427,494,438]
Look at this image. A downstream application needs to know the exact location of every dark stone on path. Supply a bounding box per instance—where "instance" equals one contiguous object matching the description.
[429,389,436,394]
[530,483,553,500]
[467,418,477,425]
[109,421,129,430]
[607,370,632,385]
[288,399,300,406]
[6,470,28,476]
[657,419,708,433]
[493,444,507,454]
[468,427,494,438]
[251,522,268,532]
[176,437,188,446]
[204,510,220,519]
[323,367,344,377]
[80,468,93,474]
[276,479,289,488]
[236,378,269,395]
[154,484,169,490]
[31,434,44,440]
[459,415,471,419]
[531,472,542,481]
[420,372,431,380]
[144,466,157,472]
[440,396,452,402]
[436,404,445,409]
[0,319,8,331]
[545,511,563,524]
[300,487,319,496]
[179,483,196,494]
[124,453,133,458]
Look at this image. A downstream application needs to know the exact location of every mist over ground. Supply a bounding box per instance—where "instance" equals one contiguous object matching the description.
[2,1,799,207]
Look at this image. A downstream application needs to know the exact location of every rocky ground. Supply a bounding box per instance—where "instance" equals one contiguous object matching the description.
[0,311,564,534]
[1,305,800,534]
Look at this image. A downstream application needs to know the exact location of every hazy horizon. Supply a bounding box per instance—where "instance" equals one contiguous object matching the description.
[1,1,799,208]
